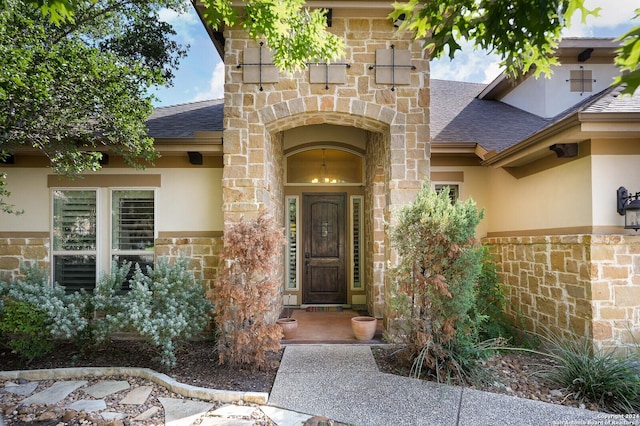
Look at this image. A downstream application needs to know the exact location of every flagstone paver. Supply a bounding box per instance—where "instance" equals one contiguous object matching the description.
[66,399,108,413]
[132,406,161,421]
[21,380,87,405]
[100,412,127,421]
[211,404,257,417]
[3,381,38,396]
[260,406,313,426]
[200,416,254,426]
[83,380,130,398]
[120,385,153,405]
[159,397,214,426]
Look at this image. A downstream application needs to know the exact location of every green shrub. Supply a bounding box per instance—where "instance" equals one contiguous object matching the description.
[0,263,88,342]
[0,298,53,361]
[471,246,519,342]
[537,331,640,414]
[389,182,488,383]
[113,255,213,370]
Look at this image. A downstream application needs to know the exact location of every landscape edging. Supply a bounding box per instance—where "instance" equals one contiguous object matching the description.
[0,367,268,404]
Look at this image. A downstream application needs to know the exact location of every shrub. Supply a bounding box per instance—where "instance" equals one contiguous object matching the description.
[0,298,53,361]
[75,260,133,347]
[536,331,640,414]
[471,246,518,342]
[0,263,88,342]
[211,210,285,370]
[389,182,488,383]
[113,255,213,371]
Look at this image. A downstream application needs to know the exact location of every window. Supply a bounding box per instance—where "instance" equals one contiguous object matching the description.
[285,196,299,290]
[52,189,156,292]
[351,196,363,290]
[111,190,155,289]
[286,149,363,184]
[52,190,97,293]
[434,184,459,204]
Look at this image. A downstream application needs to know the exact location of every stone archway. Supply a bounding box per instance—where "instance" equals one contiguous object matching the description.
[222,98,428,319]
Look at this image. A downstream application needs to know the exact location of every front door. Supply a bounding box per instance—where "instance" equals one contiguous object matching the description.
[302,193,347,304]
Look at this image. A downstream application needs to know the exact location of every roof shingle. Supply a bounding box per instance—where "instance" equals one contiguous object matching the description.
[146,99,223,138]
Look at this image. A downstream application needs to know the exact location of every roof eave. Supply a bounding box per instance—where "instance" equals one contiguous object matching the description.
[481,114,582,168]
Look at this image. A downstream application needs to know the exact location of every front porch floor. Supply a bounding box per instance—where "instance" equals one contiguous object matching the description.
[281,310,385,344]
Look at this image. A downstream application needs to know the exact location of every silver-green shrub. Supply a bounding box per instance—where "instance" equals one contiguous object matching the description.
[0,264,88,341]
[112,255,213,370]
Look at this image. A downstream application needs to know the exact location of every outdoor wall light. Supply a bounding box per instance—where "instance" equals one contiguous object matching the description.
[393,13,405,27]
[617,187,640,231]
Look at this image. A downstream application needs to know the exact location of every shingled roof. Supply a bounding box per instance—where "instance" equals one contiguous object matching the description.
[146,99,223,138]
[430,79,550,153]
[581,84,640,113]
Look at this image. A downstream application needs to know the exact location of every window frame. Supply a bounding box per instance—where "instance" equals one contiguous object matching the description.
[50,187,157,291]
[434,183,461,204]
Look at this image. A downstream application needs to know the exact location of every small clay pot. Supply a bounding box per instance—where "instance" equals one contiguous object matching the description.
[351,316,377,340]
[276,318,298,340]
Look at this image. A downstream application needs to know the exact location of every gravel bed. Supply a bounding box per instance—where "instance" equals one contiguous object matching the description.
[1,375,275,425]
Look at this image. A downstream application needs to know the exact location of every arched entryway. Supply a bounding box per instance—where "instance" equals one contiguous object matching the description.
[222,100,428,323]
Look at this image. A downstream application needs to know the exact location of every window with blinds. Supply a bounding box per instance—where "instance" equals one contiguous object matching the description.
[285,196,299,290]
[112,190,155,251]
[351,196,363,290]
[435,184,459,204]
[52,190,97,292]
[51,189,156,293]
[112,190,155,289]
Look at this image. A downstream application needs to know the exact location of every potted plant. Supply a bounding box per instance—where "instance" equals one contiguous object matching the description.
[351,316,377,340]
[276,294,298,340]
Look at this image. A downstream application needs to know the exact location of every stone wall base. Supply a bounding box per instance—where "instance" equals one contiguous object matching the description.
[483,234,640,351]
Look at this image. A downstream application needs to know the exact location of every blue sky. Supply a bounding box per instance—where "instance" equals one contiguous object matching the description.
[152,0,639,107]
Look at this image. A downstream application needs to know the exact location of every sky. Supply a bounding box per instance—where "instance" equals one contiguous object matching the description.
[152,0,640,107]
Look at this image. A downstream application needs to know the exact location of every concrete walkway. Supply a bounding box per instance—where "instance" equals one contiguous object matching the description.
[268,344,639,426]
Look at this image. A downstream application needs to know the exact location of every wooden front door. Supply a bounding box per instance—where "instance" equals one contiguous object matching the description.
[302,193,347,304]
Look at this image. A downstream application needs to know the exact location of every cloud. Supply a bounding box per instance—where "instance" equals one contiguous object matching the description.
[565,0,639,34]
[158,5,199,45]
[190,61,225,102]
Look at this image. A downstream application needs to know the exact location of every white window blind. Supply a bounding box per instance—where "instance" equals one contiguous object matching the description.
[52,190,97,292]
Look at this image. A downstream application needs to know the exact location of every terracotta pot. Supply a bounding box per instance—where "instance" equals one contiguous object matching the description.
[276,318,298,340]
[351,316,377,340]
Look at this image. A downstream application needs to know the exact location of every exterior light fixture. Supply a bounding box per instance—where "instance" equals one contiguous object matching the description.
[617,187,640,231]
[393,13,405,27]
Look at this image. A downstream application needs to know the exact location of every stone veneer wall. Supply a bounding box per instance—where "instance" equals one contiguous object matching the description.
[484,234,640,350]
[0,237,221,291]
[365,131,390,317]
[0,237,50,282]
[153,237,223,291]
[222,14,431,315]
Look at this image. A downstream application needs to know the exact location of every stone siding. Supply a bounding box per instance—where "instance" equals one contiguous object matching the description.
[0,237,50,282]
[484,234,640,350]
[223,14,431,315]
[153,237,223,291]
[0,237,222,291]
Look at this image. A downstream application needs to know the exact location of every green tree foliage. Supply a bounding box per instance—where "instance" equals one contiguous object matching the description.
[211,211,286,371]
[201,0,344,71]
[389,183,487,382]
[391,1,640,94]
[0,0,187,212]
[615,10,640,95]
